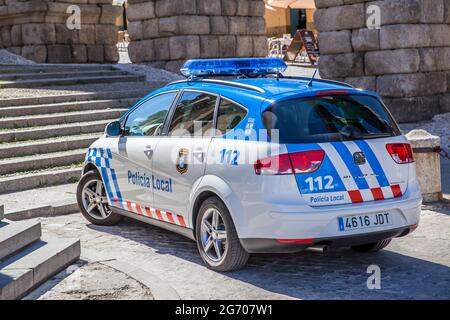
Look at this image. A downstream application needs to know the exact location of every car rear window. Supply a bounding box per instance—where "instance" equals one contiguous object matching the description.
[262,94,401,144]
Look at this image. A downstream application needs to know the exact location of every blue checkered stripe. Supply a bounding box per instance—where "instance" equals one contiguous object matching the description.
[86,148,124,209]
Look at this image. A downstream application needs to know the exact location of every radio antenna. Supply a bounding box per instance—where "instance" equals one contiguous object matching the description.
[307,69,318,87]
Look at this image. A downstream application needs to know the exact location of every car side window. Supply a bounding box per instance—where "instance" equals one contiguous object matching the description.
[123,92,177,137]
[168,91,216,137]
[216,99,247,135]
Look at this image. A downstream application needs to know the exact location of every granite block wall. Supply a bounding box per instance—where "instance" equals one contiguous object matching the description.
[314,0,450,122]
[0,0,122,63]
[127,0,268,73]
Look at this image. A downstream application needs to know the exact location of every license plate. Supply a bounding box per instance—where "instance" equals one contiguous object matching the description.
[338,212,392,232]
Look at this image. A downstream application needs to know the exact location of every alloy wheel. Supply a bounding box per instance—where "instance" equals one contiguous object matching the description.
[200,208,228,262]
[81,179,111,220]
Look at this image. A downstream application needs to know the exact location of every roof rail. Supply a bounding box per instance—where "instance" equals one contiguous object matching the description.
[281,76,354,89]
[166,79,266,94]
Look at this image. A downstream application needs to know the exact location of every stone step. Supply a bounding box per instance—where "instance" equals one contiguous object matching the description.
[0,98,138,117]
[0,89,151,108]
[0,75,147,88]
[0,149,85,176]
[0,120,110,143]
[0,108,127,129]
[0,167,81,194]
[0,70,129,81]
[0,64,114,74]
[0,184,78,221]
[0,220,41,261]
[0,134,100,159]
[0,237,80,300]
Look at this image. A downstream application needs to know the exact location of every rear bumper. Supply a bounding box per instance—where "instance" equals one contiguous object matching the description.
[236,188,422,239]
[240,224,418,253]
[236,188,422,252]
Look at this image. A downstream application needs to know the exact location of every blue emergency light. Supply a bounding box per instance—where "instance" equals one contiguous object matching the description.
[180,58,288,77]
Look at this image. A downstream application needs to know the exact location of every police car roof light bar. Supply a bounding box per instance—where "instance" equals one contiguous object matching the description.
[180,58,288,78]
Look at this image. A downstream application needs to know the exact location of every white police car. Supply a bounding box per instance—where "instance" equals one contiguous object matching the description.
[77,58,421,271]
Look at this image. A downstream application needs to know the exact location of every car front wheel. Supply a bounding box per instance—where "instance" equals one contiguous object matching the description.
[77,170,123,226]
[195,196,249,272]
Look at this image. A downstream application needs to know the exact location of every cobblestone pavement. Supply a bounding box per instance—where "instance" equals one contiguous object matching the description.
[26,261,153,300]
[36,205,450,300]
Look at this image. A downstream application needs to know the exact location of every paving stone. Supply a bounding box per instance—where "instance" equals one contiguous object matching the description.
[32,209,450,300]
[26,262,153,300]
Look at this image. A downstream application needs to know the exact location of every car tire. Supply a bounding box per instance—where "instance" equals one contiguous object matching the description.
[351,239,392,253]
[195,196,249,272]
[77,170,123,226]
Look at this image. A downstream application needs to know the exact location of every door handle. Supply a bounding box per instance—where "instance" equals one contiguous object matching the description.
[144,145,154,159]
[193,150,205,163]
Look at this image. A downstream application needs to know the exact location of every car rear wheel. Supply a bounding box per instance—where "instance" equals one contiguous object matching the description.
[77,170,123,226]
[195,196,249,272]
[351,239,392,252]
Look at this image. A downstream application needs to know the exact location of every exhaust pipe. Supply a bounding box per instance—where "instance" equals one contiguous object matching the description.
[306,245,328,254]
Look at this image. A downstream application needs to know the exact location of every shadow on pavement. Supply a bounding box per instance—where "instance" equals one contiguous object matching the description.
[441,158,450,195]
[423,203,450,216]
[88,217,450,300]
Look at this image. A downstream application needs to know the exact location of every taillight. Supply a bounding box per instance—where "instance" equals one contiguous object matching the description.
[254,154,293,175]
[386,143,414,164]
[254,150,325,175]
[290,150,325,174]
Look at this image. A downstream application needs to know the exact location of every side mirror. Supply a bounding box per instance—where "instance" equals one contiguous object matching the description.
[105,121,122,137]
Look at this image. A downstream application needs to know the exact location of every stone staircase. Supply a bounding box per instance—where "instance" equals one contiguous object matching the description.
[0,65,144,88]
[0,64,166,216]
[0,205,81,299]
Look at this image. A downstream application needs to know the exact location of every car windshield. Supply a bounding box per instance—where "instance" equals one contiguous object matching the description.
[262,94,401,144]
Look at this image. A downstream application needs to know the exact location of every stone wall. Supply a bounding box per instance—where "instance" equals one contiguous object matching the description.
[0,0,122,63]
[314,0,450,123]
[127,0,268,73]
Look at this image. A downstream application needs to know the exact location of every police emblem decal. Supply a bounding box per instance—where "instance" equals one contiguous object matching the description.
[176,148,189,174]
[353,152,366,165]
